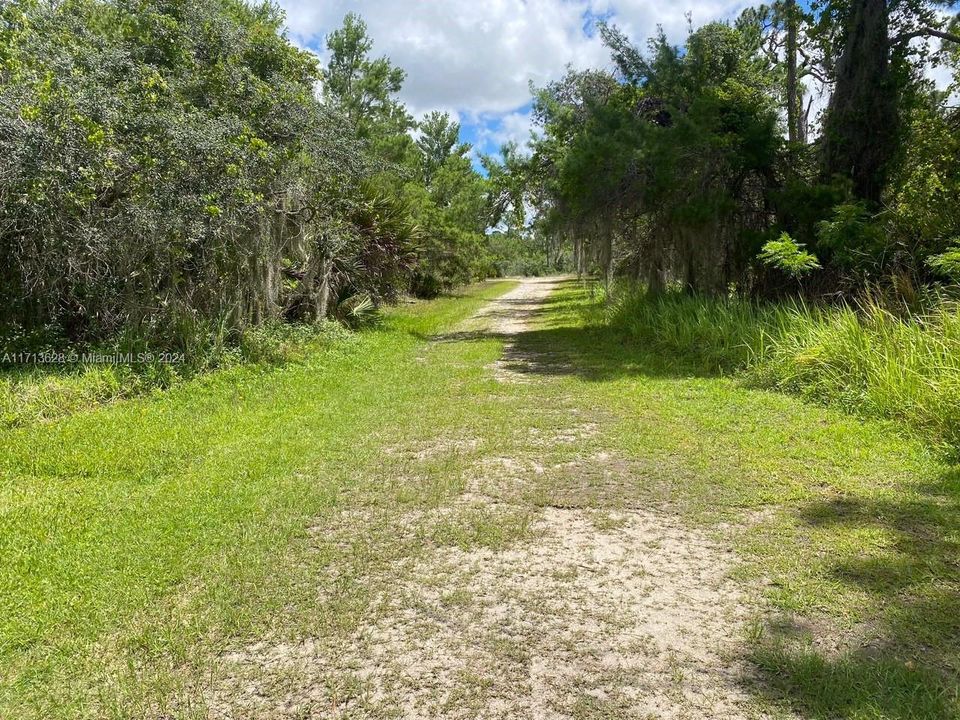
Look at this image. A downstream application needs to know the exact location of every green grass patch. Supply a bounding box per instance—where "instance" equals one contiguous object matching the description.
[0,321,352,428]
[608,288,960,452]
[526,280,960,719]
[0,281,517,719]
[428,506,533,551]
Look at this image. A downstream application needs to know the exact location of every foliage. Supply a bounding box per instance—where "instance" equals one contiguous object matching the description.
[335,184,421,308]
[322,13,407,132]
[528,21,781,293]
[0,0,361,347]
[759,232,822,278]
[927,245,960,281]
[319,17,500,301]
[0,0,510,366]
[886,104,960,276]
[815,201,887,272]
[0,3,504,355]
[486,231,556,277]
[519,0,960,297]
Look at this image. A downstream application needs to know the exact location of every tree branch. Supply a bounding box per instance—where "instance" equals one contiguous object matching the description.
[891,28,960,48]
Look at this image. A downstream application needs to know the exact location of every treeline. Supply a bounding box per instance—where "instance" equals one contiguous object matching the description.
[0,1,521,350]
[520,0,960,300]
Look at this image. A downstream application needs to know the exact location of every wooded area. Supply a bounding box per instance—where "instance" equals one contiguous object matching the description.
[0,2,529,353]
[3,0,960,352]
[521,0,960,299]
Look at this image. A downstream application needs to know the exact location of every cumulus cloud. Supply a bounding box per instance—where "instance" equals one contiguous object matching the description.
[274,0,764,156]
[277,0,609,116]
[275,0,957,155]
[275,0,756,120]
[595,0,753,46]
[468,109,539,155]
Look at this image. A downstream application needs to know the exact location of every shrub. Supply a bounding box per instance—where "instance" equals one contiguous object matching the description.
[759,233,821,279]
[927,244,960,282]
[239,321,351,365]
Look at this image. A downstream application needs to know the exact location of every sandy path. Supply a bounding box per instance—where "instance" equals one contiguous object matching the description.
[208,277,770,719]
[473,276,562,335]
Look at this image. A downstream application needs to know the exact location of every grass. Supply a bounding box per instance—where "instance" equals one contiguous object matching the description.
[428,506,533,551]
[608,287,960,452]
[0,281,518,719]
[3,276,958,719]
[0,320,352,428]
[527,280,960,719]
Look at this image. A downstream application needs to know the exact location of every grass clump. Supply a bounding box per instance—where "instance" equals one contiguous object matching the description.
[608,288,960,451]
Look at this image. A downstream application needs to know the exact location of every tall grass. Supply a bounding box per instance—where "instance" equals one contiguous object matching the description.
[609,288,960,451]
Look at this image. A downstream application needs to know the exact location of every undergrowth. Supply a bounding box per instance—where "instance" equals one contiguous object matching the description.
[608,287,960,452]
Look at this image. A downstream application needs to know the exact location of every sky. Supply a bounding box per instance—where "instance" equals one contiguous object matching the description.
[274,0,754,158]
[274,0,957,163]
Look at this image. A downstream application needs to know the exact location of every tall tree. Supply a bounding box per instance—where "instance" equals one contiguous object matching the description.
[417,111,465,185]
[784,0,803,143]
[821,0,960,203]
[821,0,896,202]
[322,13,411,140]
[738,1,818,145]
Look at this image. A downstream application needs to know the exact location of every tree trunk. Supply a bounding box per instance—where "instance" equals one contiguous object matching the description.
[646,260,665,296]
[821,0,895,204]
[316,253,333,321]
[601,230,614,300]
[784,0,801,144]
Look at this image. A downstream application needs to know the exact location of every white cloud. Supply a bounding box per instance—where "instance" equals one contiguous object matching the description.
[277,0,610,117]
[275,0,759,120]
[595,0,754,46]
[461,108,540,160]
[476,110,538,148]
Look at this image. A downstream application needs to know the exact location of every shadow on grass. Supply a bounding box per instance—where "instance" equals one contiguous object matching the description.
[428,277,960,718]
[749,640,956,720]
[653,364,960,715]
[747,467,960,719]
[419,279,714,382]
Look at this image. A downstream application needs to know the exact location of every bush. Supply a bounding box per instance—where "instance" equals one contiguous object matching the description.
[410,272,446,299]
[239,321,351,365]
[759,232,821,279]
[0,0,376,348]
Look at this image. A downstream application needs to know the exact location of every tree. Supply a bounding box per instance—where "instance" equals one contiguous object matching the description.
[785,0,802,144]
[0,2,495,348]
[820,0,960,204]
[0,0,369,342]
[737,1,820,145]
[322,13,412,142]
[320,14,494,298]
[417,111,467,185]
[528,22,781,295]
[820,0,897,203]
